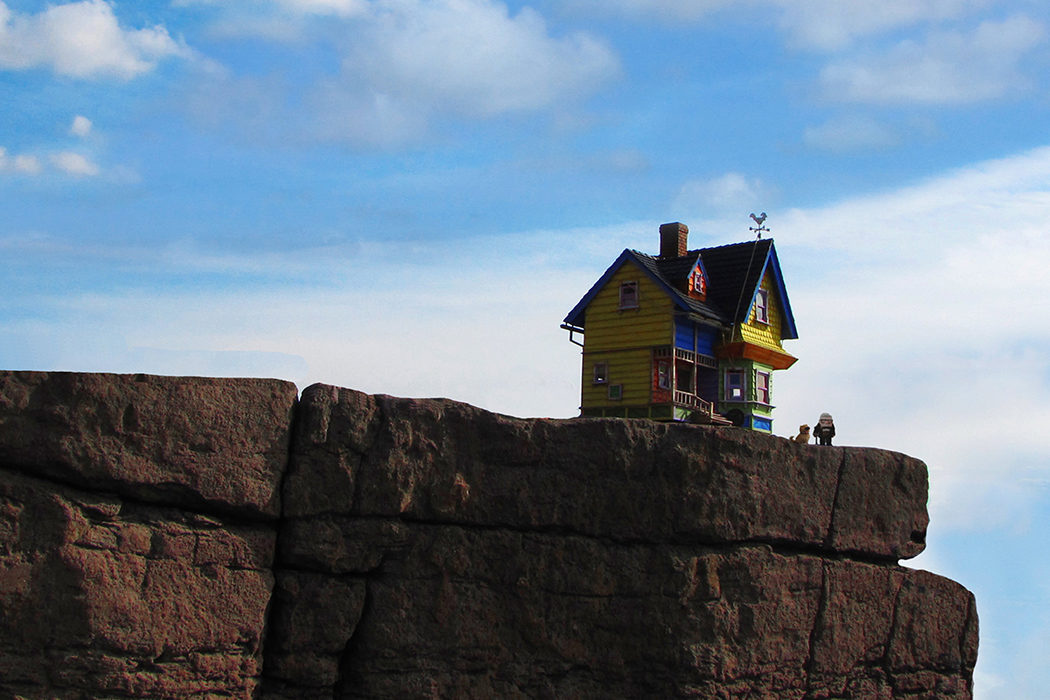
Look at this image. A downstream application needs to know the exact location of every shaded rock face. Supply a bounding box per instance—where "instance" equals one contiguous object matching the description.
[0,372,296,698]
[0,372,977,699]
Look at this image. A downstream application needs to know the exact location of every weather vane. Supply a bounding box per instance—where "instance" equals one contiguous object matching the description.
[749,212,769,238]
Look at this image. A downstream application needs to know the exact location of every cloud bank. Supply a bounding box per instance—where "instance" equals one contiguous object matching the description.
[177,0,618,146]
[0,0,187,79]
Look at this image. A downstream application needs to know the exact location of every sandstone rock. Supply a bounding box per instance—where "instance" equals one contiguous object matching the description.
[0,468,274,699]
[268,384,970,698]
[285,384,928,559]
[0,371,297,519]
[0,373,975,699]
[269,522,976,698]
[263,571,367,689]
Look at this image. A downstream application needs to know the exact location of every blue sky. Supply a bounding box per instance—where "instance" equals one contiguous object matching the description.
[3,1,1050,695]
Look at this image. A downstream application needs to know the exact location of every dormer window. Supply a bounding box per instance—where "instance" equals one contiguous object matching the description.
[619,281,639,309]
[754,288,769,323]
[691,267,707,298]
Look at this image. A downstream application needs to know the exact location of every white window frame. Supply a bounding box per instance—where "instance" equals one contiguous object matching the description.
[754,288,769,324]
[755,370,770,404]
[619,280,639,310]
[608,384,623,400]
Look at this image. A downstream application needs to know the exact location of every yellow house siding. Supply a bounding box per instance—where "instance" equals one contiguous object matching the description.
[582,262,673,353]
[739,269,784,351]
[581,349,653,407]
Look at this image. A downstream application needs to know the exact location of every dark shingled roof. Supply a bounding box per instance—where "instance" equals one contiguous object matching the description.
[695,239,774,324]
[563,236,796,339]
[629,251,726,322]
[629,239,774,324]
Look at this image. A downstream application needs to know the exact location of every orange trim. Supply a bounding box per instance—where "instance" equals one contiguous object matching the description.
[715,341,798,370]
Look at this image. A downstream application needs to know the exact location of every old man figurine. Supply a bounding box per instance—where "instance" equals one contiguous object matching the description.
[814,412,835,446]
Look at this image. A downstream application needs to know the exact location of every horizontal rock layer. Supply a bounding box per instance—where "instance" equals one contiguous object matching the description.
[0,372,977,698]
[285,385,929,559]
[0,371,298,519]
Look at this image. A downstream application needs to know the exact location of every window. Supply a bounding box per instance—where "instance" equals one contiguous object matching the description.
[608,384,623,400]
[593,362,608,384]
[619,281,639,309]
[657,361,671,390]
[756,371,770,404]
[691,267,706,297]
[754,288,769,323]
[725,370,744,401]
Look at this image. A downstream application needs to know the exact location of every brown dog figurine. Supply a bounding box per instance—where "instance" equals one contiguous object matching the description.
[792,424,810,444]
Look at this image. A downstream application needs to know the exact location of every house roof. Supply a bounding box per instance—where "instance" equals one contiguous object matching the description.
[633,251,726,321]
[563,237,798,340]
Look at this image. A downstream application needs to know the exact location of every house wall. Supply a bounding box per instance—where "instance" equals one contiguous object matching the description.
[580,261,673,411]
[580,348,653,408]
[674,322,720,357]
[581,262,673,353]
[738,269,785,351]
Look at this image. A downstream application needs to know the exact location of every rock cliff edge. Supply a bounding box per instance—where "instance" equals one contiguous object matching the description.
[0,371,977,698]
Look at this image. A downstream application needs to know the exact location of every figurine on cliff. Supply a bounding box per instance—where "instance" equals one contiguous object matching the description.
[813,413,835,446]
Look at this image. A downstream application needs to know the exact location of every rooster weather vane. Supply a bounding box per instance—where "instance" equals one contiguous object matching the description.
[749,212,769,238]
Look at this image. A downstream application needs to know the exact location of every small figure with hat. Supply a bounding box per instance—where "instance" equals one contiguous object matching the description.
[814,413,835,446]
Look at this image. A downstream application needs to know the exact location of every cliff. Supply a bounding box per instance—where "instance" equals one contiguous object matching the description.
[0,371,977,699]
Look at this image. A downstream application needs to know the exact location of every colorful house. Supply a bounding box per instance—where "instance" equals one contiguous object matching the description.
[561,222,798,432]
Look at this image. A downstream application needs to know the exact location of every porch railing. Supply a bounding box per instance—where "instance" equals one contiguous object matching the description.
[673,390,714,416]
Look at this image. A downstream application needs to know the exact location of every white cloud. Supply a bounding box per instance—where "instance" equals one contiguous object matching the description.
[0,0,188,79]
[819,15,1046,104]
[340,0,619,119]
[803,115,899,152]
[70,115,92,137]
[774,0,991,51]
[178,0,619,145]
[776,145,1050,255]
[175,0,368,41]
[671,172,772,218]
[13,153,42,174]
[308,84,427,147]
[50,151,100,176]
[175,0,367,17]
[277,0,368,16]
[0,147,42,175]
[569,0,990,50]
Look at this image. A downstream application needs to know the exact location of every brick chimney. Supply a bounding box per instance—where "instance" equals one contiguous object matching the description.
[658,222,688,258]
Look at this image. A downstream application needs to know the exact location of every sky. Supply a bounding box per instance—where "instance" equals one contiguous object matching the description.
[2,0,1049,695]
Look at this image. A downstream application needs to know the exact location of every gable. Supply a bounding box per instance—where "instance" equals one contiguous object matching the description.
[688,259,709,300]
[752,246,797,340]
[576,260,674,352]
[699,240,797,340]
[738,268,787,349]
[563,250,687,329]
